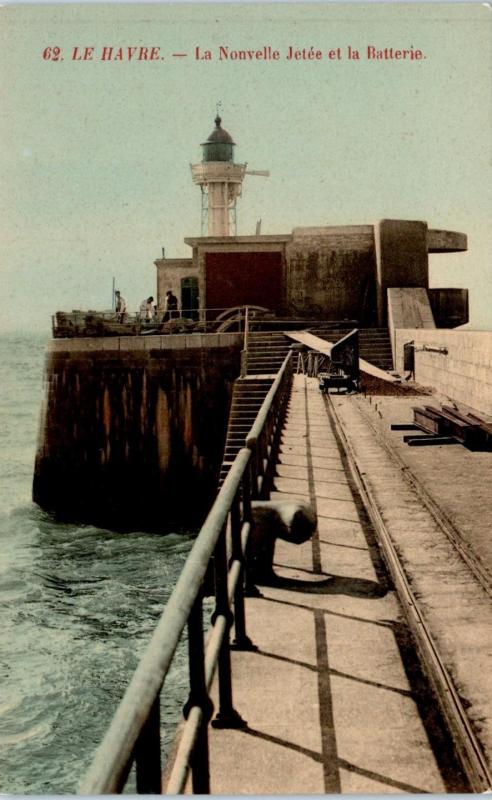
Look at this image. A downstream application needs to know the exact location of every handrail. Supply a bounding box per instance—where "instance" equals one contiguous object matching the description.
[240,305,250,377]
[244,305,249,353]
[246,351,293,498]
[246,352,291,448]
[80,450,250,795]
[79,353,294,795]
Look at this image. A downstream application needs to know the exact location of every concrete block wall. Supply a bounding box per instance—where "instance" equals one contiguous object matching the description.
[395,329,492,415]
[286,226,376,321]
[49,332,243,353]
[154,258,196,312]
[387,288,435,367]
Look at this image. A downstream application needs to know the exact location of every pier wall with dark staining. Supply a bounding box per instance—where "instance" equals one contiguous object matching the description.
[285,226,377,323]
[33,335,242,530]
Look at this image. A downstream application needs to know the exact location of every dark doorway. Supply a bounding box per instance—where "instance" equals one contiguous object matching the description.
[181,276,199,320]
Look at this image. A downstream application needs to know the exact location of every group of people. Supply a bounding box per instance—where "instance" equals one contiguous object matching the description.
[114,289,179,324]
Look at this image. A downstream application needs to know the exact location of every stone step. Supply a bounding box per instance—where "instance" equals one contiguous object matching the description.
[237,379,274,386]
[247,355,287,361]
[227,427,253,434]
[231,410,264,416]
[248,340,290,346]
[364,348,391,356]
[229,416,261,424]
[247,362,285,368]
[246,366,283,371]
[231,401,268,408]
[233,390,268,397]
[248,343,290,349]
[249,334,289,340]
[248,355,288,359]
[232,395,266,401]
[246,368,281,374]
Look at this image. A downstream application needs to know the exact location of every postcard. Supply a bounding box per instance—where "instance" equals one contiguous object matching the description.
[0,2,491,796]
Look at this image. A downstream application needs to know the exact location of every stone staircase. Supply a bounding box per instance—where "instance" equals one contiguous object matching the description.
[308,326,394,371]
[218,327,393,484]
[219,333,292,484]
[245,332,293,375]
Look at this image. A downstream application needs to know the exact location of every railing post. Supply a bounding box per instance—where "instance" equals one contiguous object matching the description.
[134,698,162,794]
[249,443,259,500]
[211,525,246,729]
[230,493,256,651]
[307,351,313,376]
[244,305,249,352]
[241,459,252,523]
[184,594,213,794]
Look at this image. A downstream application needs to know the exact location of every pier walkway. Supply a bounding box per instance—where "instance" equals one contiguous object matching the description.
[82,354,492,795]
[191,375,469,793]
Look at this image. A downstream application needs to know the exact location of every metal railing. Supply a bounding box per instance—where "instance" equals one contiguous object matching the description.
[52,307,250,338]
[247,352,293,498]
[240,305,250,378]
[295,349,330,378]
[79,351,293,795]
[52,308,362,339]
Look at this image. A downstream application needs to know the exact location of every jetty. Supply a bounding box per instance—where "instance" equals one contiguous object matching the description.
[33,113,492,793]
[78,326,492,795]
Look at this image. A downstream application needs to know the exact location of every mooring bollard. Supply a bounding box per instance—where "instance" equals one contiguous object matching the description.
[246,500,317,588]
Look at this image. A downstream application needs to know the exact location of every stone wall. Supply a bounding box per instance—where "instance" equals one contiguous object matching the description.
[34,334,242,530]
[285,226,376,322]
[154,258,196,313]
[395,329,492,415]
[387,288,435,367]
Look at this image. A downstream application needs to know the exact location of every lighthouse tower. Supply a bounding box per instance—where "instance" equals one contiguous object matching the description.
[191,116,269,236]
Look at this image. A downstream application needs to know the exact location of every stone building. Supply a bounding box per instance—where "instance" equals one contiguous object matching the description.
[155,221,469,328]
[155,117,468,328]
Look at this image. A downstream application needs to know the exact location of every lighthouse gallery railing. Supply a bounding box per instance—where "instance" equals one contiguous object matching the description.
[79,351,293,795]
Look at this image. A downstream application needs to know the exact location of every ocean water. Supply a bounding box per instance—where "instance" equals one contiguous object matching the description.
[0,333,194,794]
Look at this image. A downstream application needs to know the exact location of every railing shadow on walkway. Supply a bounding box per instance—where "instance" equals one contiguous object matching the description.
[254,590,468,793]
[79,353,293,795]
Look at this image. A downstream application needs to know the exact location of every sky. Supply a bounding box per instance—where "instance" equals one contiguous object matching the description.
[1,2,491,332]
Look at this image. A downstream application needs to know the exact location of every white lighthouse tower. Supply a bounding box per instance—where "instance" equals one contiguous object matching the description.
[191,116,269,236]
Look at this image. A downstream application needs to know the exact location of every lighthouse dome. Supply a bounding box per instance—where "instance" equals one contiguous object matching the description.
[201,116,235,162]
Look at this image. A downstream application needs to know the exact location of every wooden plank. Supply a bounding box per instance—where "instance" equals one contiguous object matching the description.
[441,405,480,426]
[467,412,492,438]
[391,424,418,431]
[423,406,482,447]
[285,331,399,383]
[406,436,458,447]
[413,408,441,435]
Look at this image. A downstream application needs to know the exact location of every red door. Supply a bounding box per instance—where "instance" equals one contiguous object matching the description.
[205,252,283,314]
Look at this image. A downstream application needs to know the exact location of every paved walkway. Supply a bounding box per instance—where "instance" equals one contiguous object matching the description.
[205,376,466,794]
[350,393,492,577]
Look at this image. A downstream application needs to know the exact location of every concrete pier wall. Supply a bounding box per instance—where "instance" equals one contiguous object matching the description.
[33,334,242,530]
[285,226,377,322]
[395,329,492,415]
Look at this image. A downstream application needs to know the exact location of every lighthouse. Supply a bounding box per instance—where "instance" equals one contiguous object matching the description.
[191,116,269,236]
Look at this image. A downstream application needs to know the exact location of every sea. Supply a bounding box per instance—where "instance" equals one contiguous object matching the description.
[0,333,194,794]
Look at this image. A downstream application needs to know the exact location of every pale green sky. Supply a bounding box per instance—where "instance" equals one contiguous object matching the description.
[1,3,491,332]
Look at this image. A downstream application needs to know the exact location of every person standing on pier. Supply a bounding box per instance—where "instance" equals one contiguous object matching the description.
[139,296,155,321]
[163,289,179,321]
[115,290,127,323]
